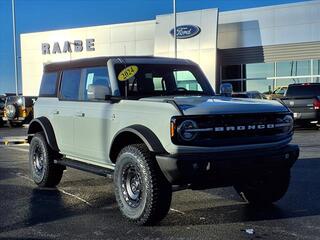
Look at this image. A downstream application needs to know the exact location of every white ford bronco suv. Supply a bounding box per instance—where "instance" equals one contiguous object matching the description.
[28,56,299,225]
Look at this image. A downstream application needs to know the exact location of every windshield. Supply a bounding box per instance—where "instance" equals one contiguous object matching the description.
[114,64,214,98]
[274,87,287,95]
[6,96,23,105]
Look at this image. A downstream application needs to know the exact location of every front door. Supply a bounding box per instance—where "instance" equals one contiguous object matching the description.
[74,66,113,165]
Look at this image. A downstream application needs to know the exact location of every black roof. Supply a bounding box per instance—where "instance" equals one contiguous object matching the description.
[44,56,196,72]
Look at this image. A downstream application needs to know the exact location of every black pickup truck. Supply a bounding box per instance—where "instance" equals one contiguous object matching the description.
[281,83,320,127]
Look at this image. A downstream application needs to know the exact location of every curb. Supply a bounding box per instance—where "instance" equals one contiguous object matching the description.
[0,136,28,145]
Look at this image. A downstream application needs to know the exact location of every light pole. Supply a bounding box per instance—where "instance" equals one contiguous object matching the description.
[173,0,177,58]
[11,0,18,96]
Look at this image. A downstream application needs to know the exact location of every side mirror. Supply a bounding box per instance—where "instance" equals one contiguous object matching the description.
[87,85,111,100]
[220,83,233,97]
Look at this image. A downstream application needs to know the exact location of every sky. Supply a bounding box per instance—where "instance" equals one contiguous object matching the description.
[0,0,311,94]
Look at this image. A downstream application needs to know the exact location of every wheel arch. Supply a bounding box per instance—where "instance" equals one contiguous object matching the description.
[28,117,59,152]
[109,125,167,163]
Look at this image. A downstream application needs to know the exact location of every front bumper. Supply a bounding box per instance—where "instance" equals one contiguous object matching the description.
[2,117,25,122]
[156,144,299,188]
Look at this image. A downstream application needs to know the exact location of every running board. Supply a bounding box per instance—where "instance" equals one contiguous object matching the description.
[55,158,114,178]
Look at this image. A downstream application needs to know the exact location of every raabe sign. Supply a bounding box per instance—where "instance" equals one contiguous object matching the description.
[170,25,201,39]
[41,39,95,55]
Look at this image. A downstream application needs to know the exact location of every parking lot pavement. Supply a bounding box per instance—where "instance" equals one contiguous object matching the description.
[0,125,28,138]
[0,125,28,145]
[1,129,320,240]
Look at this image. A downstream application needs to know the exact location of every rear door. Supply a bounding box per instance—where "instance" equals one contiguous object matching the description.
[53,69,82,156]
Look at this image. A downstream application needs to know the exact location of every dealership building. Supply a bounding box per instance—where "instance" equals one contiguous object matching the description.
[21,0,320,96]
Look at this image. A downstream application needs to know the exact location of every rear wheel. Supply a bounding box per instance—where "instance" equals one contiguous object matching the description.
[114,144,172,225]
[29,132,64,187]
[234,169,290,205]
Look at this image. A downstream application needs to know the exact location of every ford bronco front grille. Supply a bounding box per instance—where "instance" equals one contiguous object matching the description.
[172,112,293,147]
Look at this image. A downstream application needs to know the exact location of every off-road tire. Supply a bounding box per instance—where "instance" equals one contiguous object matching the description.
[114,144,172,225]
[234,169,290,205]
[29,132,64,187]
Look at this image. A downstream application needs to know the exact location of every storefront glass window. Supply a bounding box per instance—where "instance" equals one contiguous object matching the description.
[221,59,316,93]
[245,63,274,78]
[275,78,311,88]
[221,65,242,80]
[246,79,274,94]
[313,59,320,76]
[276,60,311,77]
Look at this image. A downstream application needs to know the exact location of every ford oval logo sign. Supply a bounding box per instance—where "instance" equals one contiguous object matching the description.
[170,25,201,39]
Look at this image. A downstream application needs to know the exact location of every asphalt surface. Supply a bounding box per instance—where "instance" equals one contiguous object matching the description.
[1,127,320,240]
[0,125,28,138]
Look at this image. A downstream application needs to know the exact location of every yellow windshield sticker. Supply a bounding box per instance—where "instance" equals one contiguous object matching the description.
[118,65,138,81]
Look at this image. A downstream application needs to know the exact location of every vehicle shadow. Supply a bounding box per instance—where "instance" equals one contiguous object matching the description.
[0,167,20,181]
[161,157,320,226]
[0,185,164,239]
[0,187,70,234]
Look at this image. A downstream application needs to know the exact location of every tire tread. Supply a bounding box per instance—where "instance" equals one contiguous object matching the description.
[30,132,63,187]
[115,144,172,225]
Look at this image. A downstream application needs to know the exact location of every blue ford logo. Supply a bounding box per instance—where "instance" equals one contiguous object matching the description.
[170,25,201,39]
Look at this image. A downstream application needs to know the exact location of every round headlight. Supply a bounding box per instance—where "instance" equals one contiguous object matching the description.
[6,104,16,119]
[283,115,294,132]
[177,120,198,141]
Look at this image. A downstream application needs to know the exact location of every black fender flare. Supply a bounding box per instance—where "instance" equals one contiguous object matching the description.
[109,125,167,161]
[28,117,59,152]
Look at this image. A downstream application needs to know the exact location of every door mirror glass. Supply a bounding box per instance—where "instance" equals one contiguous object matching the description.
[87,85,111,100]
[220,83,233,97]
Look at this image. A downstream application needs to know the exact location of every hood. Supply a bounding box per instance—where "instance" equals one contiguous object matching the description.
[140,96,288,115]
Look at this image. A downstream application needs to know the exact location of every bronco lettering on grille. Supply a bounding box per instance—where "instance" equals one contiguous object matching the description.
[214,124,275,132]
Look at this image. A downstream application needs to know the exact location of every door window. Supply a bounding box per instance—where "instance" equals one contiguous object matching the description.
[82,67,110,100]
[173,70,203,91]
[60,69,81,100]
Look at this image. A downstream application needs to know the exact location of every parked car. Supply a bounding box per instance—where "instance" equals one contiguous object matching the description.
[266,86,288,100]
[281,83,320,127]
[0,95,5,127]
[4,95,34,127]
[28,56,299,225]
[232,91,267,99]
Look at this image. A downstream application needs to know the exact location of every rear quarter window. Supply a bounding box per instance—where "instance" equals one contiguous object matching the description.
[39,72,59,97]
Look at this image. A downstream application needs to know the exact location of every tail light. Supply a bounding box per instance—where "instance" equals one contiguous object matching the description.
[313,97,320,110]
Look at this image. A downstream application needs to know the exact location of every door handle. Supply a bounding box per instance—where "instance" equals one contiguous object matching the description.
[75,112,85,117]
[52,110,59,115]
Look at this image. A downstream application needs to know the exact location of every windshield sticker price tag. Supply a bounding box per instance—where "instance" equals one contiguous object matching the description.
[118,65,138,81]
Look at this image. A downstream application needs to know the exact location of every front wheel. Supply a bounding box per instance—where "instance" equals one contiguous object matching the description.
[234,169,291,205]
[114,144,172,225]
[29,132,64,187]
